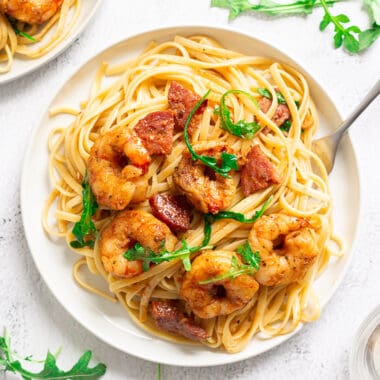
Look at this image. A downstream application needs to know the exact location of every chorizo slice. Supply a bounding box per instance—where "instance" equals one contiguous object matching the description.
[135,111,175,155]
[150,300,209,342]
[241,145,281,196]
[259,96,290,127]
[168,81,206,135]
[149,193,192,233]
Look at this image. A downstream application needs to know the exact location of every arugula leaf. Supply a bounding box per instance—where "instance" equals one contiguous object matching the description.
[0,330,106,379]
[212,0,380,53]
[9,21,36,42]
[319,0,362,53]
[237,241,261,269]
[211,0,341,19]
[70,173,98,249]
[184,90,239,178]
[216,90,260,139]
[359,23,380,50]
[124,216,213,271]
[364,0,380,25]
[279,119,292,132]
[14,28,36,42]
[207,195,272,224]
[198,242,261,284]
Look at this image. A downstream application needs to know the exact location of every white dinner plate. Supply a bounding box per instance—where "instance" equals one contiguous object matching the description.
[0,0,102,85]
[21,26,361,367]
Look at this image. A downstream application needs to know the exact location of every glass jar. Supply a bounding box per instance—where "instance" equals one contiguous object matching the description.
[350,305,380,379]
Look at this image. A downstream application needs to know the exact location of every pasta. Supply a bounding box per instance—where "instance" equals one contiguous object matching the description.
[0,0,81,74]
[43,35,343,353]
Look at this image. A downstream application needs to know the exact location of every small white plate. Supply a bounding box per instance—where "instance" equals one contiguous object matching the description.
[0,0,102,85]
[21,26,361,367]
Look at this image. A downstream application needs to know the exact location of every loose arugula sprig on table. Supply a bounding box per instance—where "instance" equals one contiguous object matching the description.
[212,0,342,18]
[199,241,261,284]
[184,90,239,178]
[215,89,261,139]
[319,0,380,52]
[70,172,98,249]
[207,195,272,224]
[0,330,106,380]
[365,0,380,24]
[212,0,380,53]
[125,215,213,271]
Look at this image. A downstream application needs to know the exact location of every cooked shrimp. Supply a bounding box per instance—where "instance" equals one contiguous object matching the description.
[173,143,236,214]
[100,210,177,278]
[180,250,259,319]
[249,214,317,286]
[0,0,63,24]
[88,128,151,210]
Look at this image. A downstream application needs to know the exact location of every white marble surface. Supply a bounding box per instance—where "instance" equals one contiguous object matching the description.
[0,1,379,379]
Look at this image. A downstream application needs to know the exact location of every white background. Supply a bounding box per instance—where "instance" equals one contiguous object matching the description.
[0,1,379,379]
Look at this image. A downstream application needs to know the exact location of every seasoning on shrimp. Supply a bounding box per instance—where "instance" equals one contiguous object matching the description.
[88,128,151,210]
[0,0,64,24]
[100,210,177,278]
[173,143,236,214]
[249,214,318,286]
[180,250,259,319]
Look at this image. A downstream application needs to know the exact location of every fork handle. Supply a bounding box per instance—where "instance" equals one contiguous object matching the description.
[337,80,380,137]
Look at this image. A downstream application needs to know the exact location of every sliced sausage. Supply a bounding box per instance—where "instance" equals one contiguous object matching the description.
[150,300,209,342]
[168,81,206,135]
[135,111,175,155]
[241,145,281,196]
[149,193,192,233]
[258,97,290,127]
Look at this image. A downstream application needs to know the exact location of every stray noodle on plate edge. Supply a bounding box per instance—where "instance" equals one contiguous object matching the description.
[0,0,81,74]
[42,35,344,353]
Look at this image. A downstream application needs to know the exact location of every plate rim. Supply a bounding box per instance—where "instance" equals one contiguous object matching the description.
[20,24,362,367]
[0,0,103,85]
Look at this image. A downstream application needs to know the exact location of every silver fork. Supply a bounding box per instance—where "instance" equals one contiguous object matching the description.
[312,80,380,174]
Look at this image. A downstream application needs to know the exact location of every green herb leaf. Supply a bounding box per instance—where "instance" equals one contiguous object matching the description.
[0,330,106,379]
[364,0,380,25]
[70,172,98,249]
[334,31,343,48]
[184,90,239,178]
[198,241,260,284]
[124,216,213,272]
[319,0,362,53]
[257,88,272,99]
[276,92,286,104]
[217,90,260,139]
[279,119,292,132]
[359,23,380,50]
[207,195,272,224]
[343,33,360,52]
[10,23,36,42]
[257,88,286,104]
[213,0,379,55]
[319,13,331,30]
[211,0,342,19]
[236,241,261,269]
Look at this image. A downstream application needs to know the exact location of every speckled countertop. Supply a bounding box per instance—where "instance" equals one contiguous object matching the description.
[1,1,380,379]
